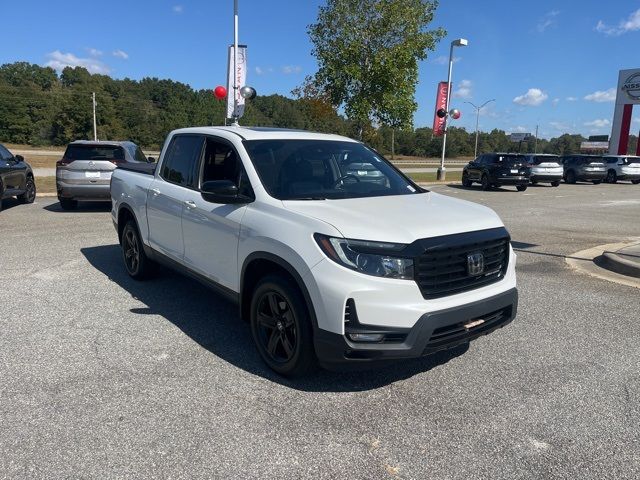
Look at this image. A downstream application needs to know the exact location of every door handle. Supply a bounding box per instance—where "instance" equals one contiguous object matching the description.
[184,200,197,209]
[150,188,161,196]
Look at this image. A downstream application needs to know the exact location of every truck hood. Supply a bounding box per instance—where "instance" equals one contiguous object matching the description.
[282,192,505,244]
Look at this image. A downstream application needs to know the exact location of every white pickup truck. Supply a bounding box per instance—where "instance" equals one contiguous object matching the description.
[111,126,518,376]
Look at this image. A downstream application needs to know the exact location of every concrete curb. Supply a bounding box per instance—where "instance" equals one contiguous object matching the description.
[601,250,640,278]
[566,241,640,289]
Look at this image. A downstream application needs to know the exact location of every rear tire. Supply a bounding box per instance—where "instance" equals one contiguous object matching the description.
[551,181,560,187]
[633,179,640,185]
[531,179,538,185]
[606,170,617,184]
[17,177,36,204]
[121,220,153,280]
[250,274,316,377]
[516,185,527,192]
[565,170,577,184]
[59,198,77,210]
[481,174,491,191]
[592,180,602,185]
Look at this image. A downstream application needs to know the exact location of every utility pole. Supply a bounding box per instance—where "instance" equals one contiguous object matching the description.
[92,92,97,141]
[464,99,495,158]
[232,0,239,126]
[534,124,539,154]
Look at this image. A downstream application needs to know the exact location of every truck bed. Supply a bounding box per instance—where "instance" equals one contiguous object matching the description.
[116,162,156,175]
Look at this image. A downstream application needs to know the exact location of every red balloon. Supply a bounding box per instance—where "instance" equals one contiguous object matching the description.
[450,109,461,120]
[213,86,227,99]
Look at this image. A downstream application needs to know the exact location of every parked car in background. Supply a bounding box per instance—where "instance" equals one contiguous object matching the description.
[0,143,36,212]
[111,126,518,376]
[523,154,562,187]
[560,155,606,184]
[56,140,151,210]
[462,153,530,191]
[603,155,640,184]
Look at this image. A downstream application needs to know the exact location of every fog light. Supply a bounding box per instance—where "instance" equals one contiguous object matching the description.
[348,333,384,342]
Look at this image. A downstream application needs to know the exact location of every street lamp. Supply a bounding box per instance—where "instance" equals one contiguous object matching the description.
[464,99,495,158]
[438,38,468,181]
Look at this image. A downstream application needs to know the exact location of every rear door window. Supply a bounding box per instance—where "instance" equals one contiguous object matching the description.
[160,135,205,188]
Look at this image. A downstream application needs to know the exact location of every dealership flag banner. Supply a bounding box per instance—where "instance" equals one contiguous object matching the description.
[226,45,247,118]
[432,81,450,136]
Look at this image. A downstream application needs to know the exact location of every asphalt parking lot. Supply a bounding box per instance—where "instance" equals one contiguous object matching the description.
[1,183,639,479]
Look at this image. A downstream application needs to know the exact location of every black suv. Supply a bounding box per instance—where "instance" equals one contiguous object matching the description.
[462,153,530,191]
[559,155,606,184]
[0,144,36,212]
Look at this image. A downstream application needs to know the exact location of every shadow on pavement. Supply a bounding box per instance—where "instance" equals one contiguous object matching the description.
[45,201,111,213]
[0,197,22,211]
[81,244,467,392]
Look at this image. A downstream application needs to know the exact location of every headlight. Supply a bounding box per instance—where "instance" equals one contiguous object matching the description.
[314,234,414,279]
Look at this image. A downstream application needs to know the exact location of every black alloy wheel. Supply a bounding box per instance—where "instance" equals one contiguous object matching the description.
[606,170,617,183]
[516,185,527,192]
[121,220,152,279]
[250,275,315,376]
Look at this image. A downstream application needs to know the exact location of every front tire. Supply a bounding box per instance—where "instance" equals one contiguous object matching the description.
[633,179,640,185]
[121,220,153,279]
[250,274,316,377]
[565,170,577,184]
[18,177,36,204]
[481,174,491,191]
[531,179,538,185]
[461,172,472,187]
[606,170,617,184]
[592,180,602,185]
[516,185,527,192]
[551,181,560,187]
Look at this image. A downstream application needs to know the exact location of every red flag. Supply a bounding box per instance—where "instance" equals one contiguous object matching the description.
[433,82,450,137]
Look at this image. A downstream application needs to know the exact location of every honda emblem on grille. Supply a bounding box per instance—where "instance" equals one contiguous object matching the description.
[467,252,484,276]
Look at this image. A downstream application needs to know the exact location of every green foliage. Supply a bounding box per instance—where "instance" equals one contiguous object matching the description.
[308,0,445,132]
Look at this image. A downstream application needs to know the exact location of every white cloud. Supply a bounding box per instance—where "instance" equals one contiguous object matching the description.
[513,88,548,106]
[537,10,560,32]
[452,79,472,99]
[552,98,560,107]
[584,119,611,128]
[86,48,102,57]
[633,117,640,124]
[566,96,578,101]
[172,5,183,13]
[510,126,528,133]
[282,65,302,74]
[255,66,264,75]
[550,121,570,131]
[595,8,640,36]
[584,88,616,102]
[112,49,129,60]
[433,55,461,65]
[45,50,110,74]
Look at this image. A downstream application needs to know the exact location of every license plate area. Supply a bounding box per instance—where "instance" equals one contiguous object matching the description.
[85,171,101,178]
[510,169,518,174]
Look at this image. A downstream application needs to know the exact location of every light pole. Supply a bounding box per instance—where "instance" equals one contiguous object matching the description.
[438,38,468,181]
[464,99,495,158]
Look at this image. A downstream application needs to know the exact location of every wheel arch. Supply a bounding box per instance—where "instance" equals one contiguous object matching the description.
[117,203,138,244]
[240,252,318,330]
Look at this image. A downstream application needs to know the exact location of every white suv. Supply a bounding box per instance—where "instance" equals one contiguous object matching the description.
[110,127,518,376]
[603,155,640,184]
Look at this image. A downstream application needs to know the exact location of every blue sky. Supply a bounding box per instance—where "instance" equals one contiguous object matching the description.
[2,0,639,139]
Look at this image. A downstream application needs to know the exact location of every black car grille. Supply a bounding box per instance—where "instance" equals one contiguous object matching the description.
[414,229,510,299]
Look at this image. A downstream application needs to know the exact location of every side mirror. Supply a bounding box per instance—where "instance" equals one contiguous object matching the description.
[15,155,24,163]
[147,156,156,163]
[201,180,251,204]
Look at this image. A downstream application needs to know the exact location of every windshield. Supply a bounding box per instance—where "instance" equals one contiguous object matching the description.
[243,139,423,200]
[64,144,124,161]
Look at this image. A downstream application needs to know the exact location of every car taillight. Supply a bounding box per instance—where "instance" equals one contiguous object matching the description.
[56,158,71,166]
[109,159,126,165]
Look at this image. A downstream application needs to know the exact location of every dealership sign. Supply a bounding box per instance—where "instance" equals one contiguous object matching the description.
[622,72,640,101]
[581,141,609,151]
[226,45,247,118]
[432,82,449,136]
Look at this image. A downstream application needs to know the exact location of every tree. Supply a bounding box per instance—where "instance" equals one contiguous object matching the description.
[307,0,445,136]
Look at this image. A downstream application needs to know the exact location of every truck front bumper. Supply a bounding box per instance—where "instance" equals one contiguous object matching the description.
[314,287,517,369]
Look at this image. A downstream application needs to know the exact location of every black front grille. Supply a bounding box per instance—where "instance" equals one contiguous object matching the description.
[414,229,510,299]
